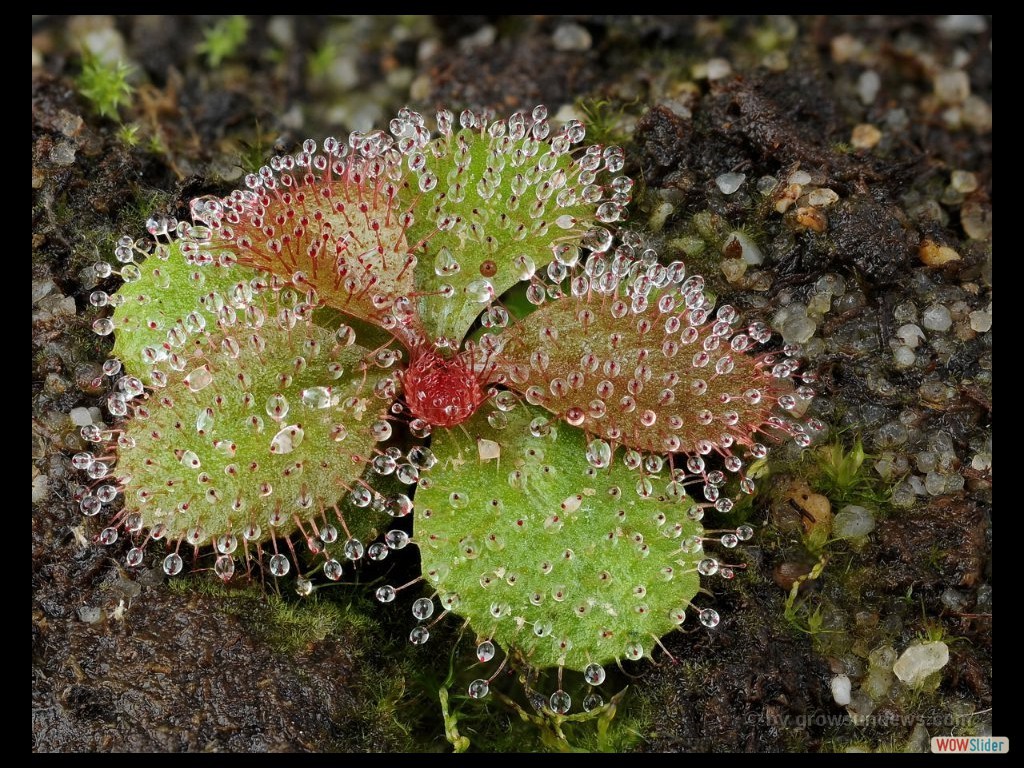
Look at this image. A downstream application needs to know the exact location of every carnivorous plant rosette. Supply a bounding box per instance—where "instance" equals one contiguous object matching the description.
[76,105,821,707]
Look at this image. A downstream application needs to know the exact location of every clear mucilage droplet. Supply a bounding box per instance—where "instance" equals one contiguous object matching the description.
[409,626,430,645]
[549,689,571,714]
[163,553,183,576]
[214,555,235,581]
[412,597,434,620]
[322,559,343,581]
[699,608,721,628]
[343,538,365,560]
[477,640,496,663]
[269,553,290,577]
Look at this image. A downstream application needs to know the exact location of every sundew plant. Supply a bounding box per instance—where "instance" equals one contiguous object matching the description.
[75,105,821,713]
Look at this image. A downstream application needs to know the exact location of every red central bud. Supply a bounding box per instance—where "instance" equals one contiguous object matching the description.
[402,348,486,428]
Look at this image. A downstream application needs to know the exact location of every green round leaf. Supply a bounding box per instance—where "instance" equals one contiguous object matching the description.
[414,401,705,670]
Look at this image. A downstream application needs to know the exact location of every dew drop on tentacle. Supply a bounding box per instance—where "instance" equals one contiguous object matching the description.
[267,554,290,577]
[583,663,606,686]
[99,527,118,545]
[214,555,235,581]
[477,640,496,663]
[163,553,184,576]
[699,608,721,628]
[619,641,642,661]
[316,557,342,581]
[343,538,365,561]
[80,495,102,516]
[409,626,430,645]
[549,689,572,714]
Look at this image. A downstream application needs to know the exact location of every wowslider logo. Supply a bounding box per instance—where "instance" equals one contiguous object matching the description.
[931,737,1008,754]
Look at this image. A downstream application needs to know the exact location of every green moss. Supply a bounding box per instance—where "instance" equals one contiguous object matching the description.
[574,99,635,148]
[116,122,142,148]
[307,40,339,82]
[76,49,135,119]
[196,15,250,68]
[811,438,871,502]
[431,649,649,752]
[236,128,275,176]
[260,592,371,653]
